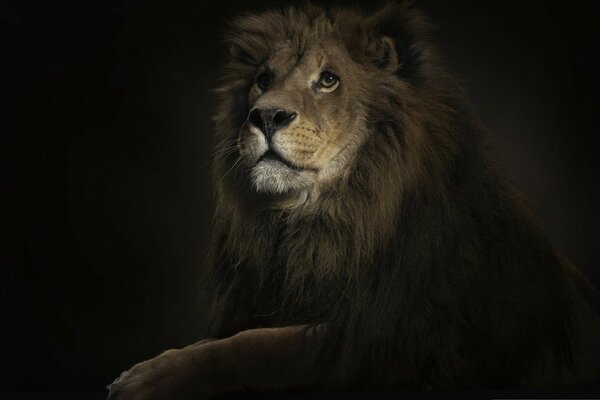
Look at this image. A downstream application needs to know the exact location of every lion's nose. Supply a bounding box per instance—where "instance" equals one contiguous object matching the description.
[248,108,298,142]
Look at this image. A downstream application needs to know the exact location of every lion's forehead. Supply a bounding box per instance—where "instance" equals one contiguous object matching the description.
[265,42,349,77]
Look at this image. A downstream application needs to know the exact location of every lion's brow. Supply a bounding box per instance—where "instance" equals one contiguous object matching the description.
[293,51,305,69]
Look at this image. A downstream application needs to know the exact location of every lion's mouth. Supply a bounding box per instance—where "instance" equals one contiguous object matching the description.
[258,150,304,171]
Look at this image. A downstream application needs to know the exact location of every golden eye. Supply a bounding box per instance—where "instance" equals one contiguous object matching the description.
[256,73,271,91]
[319,71,339,91]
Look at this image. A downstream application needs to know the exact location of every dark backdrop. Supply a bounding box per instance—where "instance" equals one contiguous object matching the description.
[4,0,600,394]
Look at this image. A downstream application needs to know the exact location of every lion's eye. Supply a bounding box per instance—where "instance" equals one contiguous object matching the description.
[318,71,339,91]
[256,73,271,91]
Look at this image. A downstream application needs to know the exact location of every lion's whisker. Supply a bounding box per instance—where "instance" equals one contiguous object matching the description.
[219,155,243,185]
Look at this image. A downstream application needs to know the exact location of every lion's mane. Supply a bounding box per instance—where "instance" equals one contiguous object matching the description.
[202,3,597,388]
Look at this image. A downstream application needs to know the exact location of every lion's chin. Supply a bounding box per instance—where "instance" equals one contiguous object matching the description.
[250,159,314,194]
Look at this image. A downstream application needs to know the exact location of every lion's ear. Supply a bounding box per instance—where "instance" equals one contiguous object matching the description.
[229,42,253,66]
[367,2,429,84]
[376,36,399,73]
[228,38,266,67]
[369,33,423,83]
[226,16,271,67]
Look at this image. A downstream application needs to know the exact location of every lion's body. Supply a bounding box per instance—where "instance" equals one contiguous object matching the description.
[205,3,600,389]
[109,4,600,398]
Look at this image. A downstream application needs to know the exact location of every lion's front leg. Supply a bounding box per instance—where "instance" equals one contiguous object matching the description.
[107,325,330,400]
[107,339,228,400]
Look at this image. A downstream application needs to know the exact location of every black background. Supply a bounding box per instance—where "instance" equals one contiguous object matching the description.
[4,0,600,395]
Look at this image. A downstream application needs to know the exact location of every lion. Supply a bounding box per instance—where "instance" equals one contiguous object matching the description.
[108,3,600,399]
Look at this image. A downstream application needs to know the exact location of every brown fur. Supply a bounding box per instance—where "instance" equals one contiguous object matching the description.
[108,3,600,399]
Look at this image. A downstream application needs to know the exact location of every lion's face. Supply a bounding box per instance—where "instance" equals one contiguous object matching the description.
[238,40,370,195]
[218,4,428,202]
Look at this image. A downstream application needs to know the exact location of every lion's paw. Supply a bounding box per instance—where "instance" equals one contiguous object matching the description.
[107,349,199,400]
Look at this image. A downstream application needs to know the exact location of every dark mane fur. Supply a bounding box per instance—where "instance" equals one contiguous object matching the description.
[202,2,600,389]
